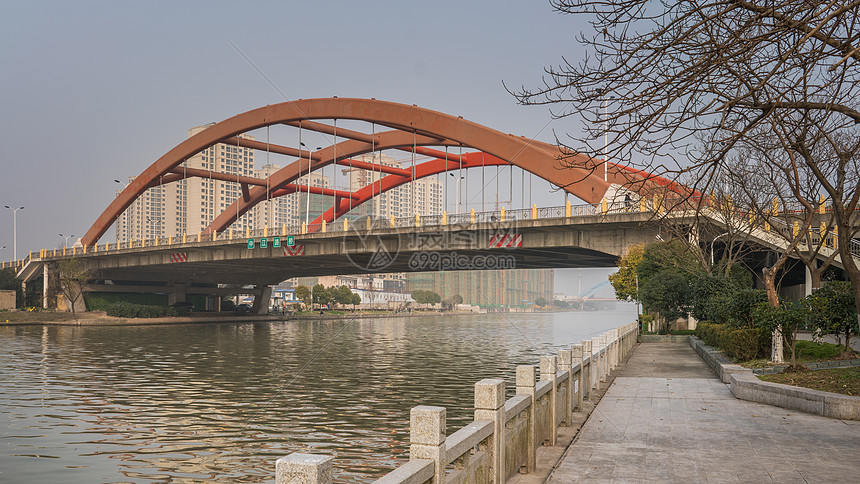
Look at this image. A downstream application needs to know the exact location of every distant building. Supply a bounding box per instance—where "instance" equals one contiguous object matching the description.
[406,269,554,308]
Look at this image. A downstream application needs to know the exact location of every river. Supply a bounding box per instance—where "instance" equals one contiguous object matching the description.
[0,306,636,483]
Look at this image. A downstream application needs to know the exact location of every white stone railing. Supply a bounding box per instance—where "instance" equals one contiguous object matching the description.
[274,322,638,484]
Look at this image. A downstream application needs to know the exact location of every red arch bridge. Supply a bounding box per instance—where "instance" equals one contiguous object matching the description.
[14,98,713,312]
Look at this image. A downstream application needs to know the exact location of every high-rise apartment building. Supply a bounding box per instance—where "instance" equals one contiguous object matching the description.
[344,153,443,220]
[116,124,256,242]
[115,176,167,242]
[182,124,256,235]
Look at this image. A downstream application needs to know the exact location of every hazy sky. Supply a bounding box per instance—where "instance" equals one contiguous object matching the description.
[0,1,615,290]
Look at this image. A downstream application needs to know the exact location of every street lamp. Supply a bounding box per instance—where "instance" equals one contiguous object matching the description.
[114,179,130,242]
[450,173,464,213]
[59,233,75,249]
[4,206,24,260]
[710,232,729,266]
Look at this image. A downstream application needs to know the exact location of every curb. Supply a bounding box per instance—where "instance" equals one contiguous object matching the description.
[689,336,860,420]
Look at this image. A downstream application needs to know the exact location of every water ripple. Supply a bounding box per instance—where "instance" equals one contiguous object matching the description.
[0,308,633,483]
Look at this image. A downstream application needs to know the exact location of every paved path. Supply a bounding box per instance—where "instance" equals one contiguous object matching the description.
[547,343,860,483]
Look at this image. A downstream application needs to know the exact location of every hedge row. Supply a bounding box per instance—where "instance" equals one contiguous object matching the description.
[105,301,179,318]
[695,322,771,361]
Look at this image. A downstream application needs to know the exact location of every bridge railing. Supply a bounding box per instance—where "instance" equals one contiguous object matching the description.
[10,194,859,270]
[0,197,684,270]
[271,322,639,484]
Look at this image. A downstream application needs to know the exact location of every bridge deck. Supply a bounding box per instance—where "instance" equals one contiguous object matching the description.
[548,343,860,483]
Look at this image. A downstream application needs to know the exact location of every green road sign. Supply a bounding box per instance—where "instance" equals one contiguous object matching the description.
[247,239,255,249]
[273,237,281,248]
[286,235,296,246]
[261,238,268,248]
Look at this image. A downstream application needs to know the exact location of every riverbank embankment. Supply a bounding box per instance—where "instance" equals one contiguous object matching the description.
[0,309,504,326]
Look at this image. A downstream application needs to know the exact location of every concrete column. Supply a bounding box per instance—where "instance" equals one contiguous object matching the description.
[42,264,49,309]
[168,284,187,305]
[474,379,505,484]
[253,286,273,315]
[581,340,592,400]
[275,453,334,484]
[571,344,584,409]
[410,405,446,484]
[540,355,558,446]
[515,365,537,473]
[558,349,573,425]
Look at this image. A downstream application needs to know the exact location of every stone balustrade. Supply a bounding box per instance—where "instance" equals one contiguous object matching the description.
[275,322,638,484]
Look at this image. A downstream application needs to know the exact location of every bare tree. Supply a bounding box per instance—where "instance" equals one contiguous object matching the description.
[56,258,90,319]
[513,0,860,327]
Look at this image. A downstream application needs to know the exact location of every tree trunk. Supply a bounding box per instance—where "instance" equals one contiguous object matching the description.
[834,219,860,356]
[763,266,784,363]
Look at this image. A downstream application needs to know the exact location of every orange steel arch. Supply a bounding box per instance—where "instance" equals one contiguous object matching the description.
[82,98,674,246]
[307,151,509,231]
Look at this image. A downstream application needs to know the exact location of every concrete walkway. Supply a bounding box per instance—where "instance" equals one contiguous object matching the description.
[547,343,860,483]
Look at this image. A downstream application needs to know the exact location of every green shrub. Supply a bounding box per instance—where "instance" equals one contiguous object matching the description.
[671,329,696,335]
[105,301,178,318]
[86,292,169,311]
[727,328,761,361]
[795,340,843,359]
[220,300,236,311]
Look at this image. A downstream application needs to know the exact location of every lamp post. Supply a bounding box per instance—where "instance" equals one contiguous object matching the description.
[4,206,24,260]
[710,232,729,266]
[299,143,322,225]
[450,173,464,214]
[59,233,75,249]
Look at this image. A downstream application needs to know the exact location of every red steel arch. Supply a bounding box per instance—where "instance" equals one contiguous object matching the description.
[82,98,673,246]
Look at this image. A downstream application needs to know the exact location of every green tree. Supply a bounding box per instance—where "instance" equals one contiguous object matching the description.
[535,297,548,307]
[806,281,858,352]
[295,285,311,307]
[411,290,442,305]
[312,284,331,308]
[334,285,354,308]
[609,244,644,302]
[350,293,361,310]
[753,301,806,367]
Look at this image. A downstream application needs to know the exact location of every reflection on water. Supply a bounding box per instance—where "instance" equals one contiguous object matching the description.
[0,307,635,483]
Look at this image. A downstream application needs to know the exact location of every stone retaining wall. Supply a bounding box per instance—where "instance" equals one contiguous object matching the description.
[689,336,860,421]
[275,322,639,484]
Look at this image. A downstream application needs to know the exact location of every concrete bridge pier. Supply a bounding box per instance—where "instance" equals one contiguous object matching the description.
[252,286,272,315]
[167,284,187,306]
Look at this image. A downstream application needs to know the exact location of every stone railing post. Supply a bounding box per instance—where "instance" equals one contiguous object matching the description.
[599,335,609,382]
[581,340,592,400]
[558,349,573,425]
[475,379,505,484]
[540,355,558,446]
[516,365,537,473]
[275,453,334,484]
[591,337,601,390]
[410,406,446,484]
[571,344,584,409]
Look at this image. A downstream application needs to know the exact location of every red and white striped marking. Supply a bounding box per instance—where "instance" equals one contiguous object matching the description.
[170,252,187,263]
[284,245,305,256]
[489,233,522,248]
